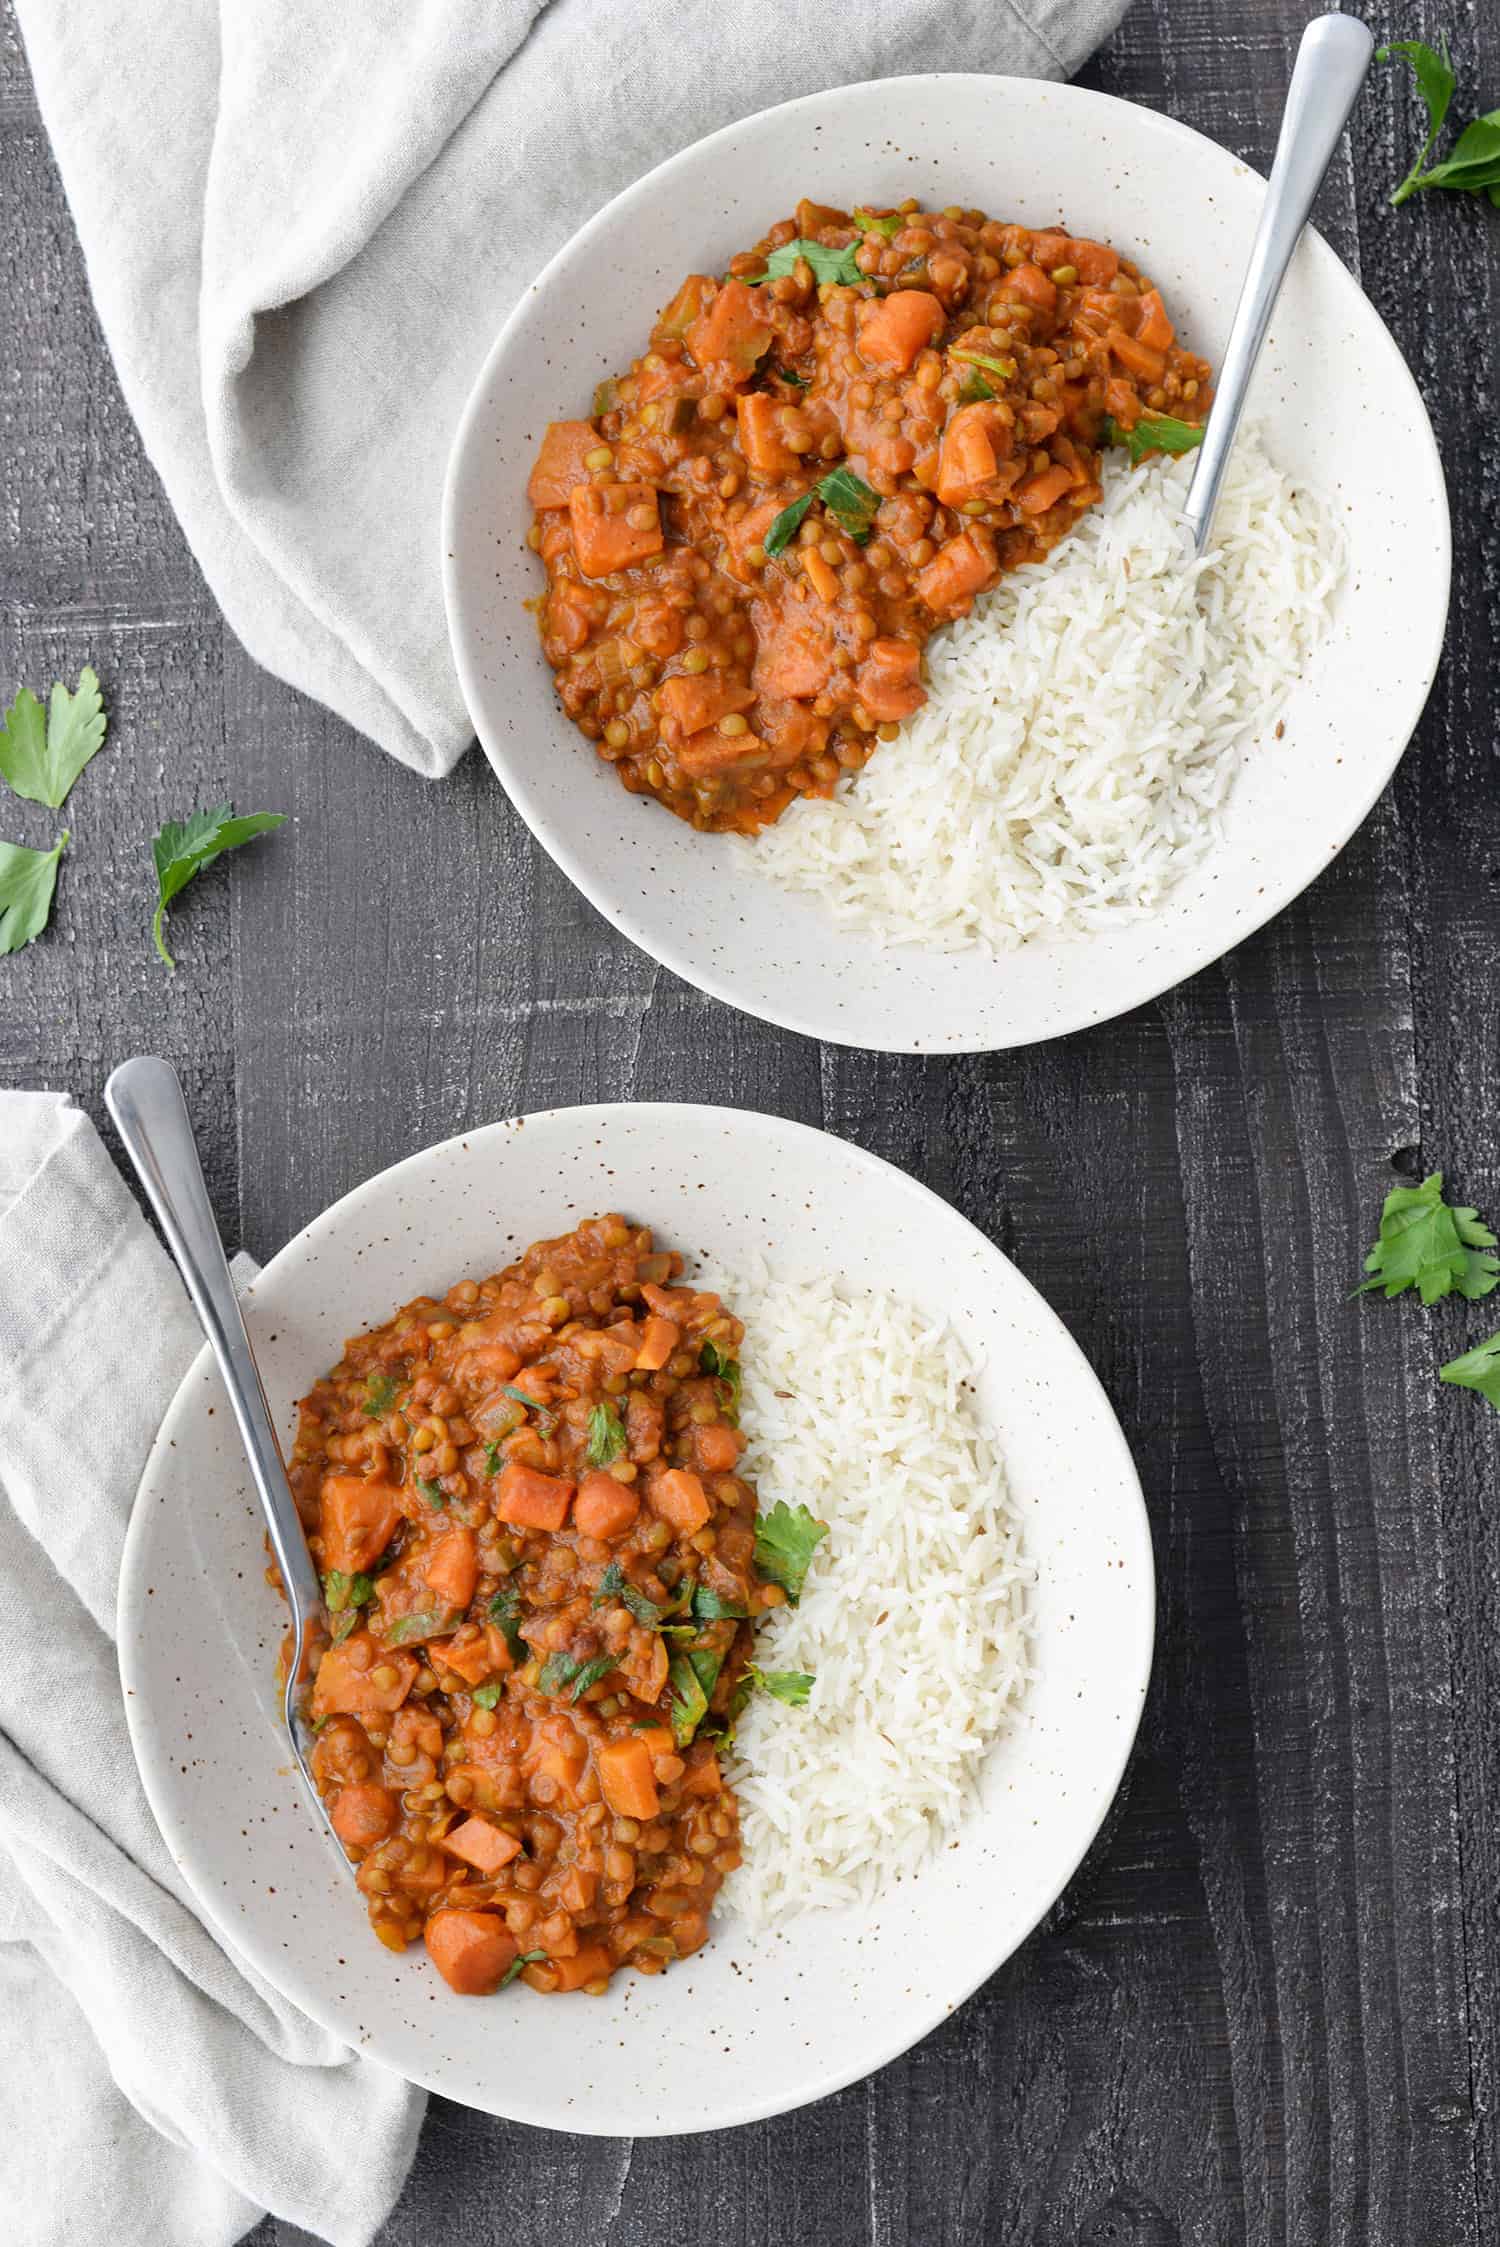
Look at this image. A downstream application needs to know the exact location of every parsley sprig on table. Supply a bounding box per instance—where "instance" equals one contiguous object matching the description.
[1356,1172,1499,1305]
[0,834,68,956]
[0,667,107,807]
[1381,39,1500,208]
[151,805,286,969]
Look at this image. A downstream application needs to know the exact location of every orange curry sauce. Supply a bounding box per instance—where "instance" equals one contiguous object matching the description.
[527,198,1211,833]
[287,1217,777,1996]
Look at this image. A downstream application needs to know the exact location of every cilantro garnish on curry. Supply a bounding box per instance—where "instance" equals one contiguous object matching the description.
[525,197,1212,834]
[286,1215,805,1997]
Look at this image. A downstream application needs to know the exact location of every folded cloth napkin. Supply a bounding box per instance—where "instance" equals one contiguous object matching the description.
[0,1092,423,2247]
[15,0,1129,777]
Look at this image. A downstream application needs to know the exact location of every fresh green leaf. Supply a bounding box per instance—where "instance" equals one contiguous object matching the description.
[816,466,880,544]
[754,1500,828,1603]
[323,1568,374,1616]
[0,668,107,808]
[753,238,863,288]
[1440,1332,1500,1411]
[666,1652,709,1746]
[957,370,997,405]
[1104,413,1206,467]
[471,1679,504,1709]
[150,803,286,968]
[1380,41,1500,206]
[384,1607,454,1646]
[503,1383,556,1433]
[777,367,811,387]
[538,1651,584,1696]
[586,1400,626,1469]
[417,1477,448,1510]
[750,1665,814,1707]
[330,1607,361,1643]
[593,377,619,416]
[699,1338,742,1421]
[488,1584,525,1663]
[592,1559,664,1629]
[363,1373,402,1419]
[854,207,902,238]
[1381,38,1457,203]
[949,346,1016,383]
[691,1584,747,1621]
[567,1653,618,1702]
[687,1644,724,1705]
[499,1949,547,1990]
[1356,1171,1500,1306]
[764,491,814,557]
[0,832,67,955]
[484,1441,502,1475]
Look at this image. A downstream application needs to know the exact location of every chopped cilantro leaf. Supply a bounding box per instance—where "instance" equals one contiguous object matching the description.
[484,1442,502,1475]
[750,1665,814,1706]
[764,491,814,557]
[503,1383,556,1433]
[488,1584,525,1663]
[363,1373,402,1419]
[853,207,902,237]
[666,1652,709,1746]
[586,1400,627,1469]
[754,1500,828,1603]
[500,1949,547,1989]
[471,1679,503,1709]
[691,1584,747,1621]
[417,1478,447,1510]
[753,237,863,288]
[1356,1171,1499,1305]
[816,466,880,543]
[1104,413,1204,467]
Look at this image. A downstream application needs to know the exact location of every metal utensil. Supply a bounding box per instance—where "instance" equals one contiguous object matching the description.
[1182,11,1373,553]
[105,1054,341,1856]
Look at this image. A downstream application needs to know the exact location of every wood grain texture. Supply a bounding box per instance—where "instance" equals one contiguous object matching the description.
[2,2,1496,2241]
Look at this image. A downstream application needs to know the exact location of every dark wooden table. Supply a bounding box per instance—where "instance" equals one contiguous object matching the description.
[4,3,1498,2240]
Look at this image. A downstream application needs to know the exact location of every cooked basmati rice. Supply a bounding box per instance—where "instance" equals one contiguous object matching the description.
[745,432,1342,951]
[700,1261,1035,1924]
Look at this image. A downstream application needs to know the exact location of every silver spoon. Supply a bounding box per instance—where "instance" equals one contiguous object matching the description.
[1182,11,1373,554]
[105,1054,342,1859]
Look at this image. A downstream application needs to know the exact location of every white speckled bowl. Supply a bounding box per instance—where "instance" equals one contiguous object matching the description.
[119,1104,1151,2133]
[442,72,1449,1054]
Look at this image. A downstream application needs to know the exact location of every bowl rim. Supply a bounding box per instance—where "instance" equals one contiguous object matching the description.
[441,69,1451,1056]
[117,1098,1156,2130]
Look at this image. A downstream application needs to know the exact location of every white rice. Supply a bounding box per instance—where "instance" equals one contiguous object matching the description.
[745,431,1342,952]
[698,1260,1035,1924]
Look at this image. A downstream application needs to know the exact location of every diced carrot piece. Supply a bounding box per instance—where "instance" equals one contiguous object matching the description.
[915,528,996,615]
[857,290,945,373]
[425,1909,519,1996]
[529,1942,613,1993]
[657,673,755,742]
[690,1422,741,1474]
[596,1736,661,1821]
[682,1743,724,1797]
[311,1635,417,1721]
[737,392,799,479]
[527,421,598,510]
[676,727,768,777]
[1017,465,1075,515]
[424,1525,479,1612]
[496,1461,574,1532]
[1072,239,1120,285]
[684,278,773,386]
[1108,328,1166,383]
[1003,263,1058,314]
[319,1474,402,1576]
[329,1782,398,1850]
[441,1817,522,1876]
[650,1467,711,1537]
[431,1628,503,1685]
[632,1726,676,1760]
[641,1282,695,1317]
[634,1314,682,1371]
[574,1472,641,1541]
[568,485,663,579]
[753,610,836,700]
[1027,231,1071,271]
[1133,288,1174,353]
[856,637,925,723]
[457,1341,523,1385]
[653,272,717,344]
[541,577,602,656]
[1102,378,1140,429]
[936,402,1001,508]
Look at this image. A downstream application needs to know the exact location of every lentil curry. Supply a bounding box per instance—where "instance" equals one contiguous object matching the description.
[526,197,1212,834]
[289,1217,784,1996]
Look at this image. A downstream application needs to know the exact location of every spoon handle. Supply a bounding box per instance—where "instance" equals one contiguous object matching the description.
[1181,12,1373,554]
[105,1056,324,1631]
